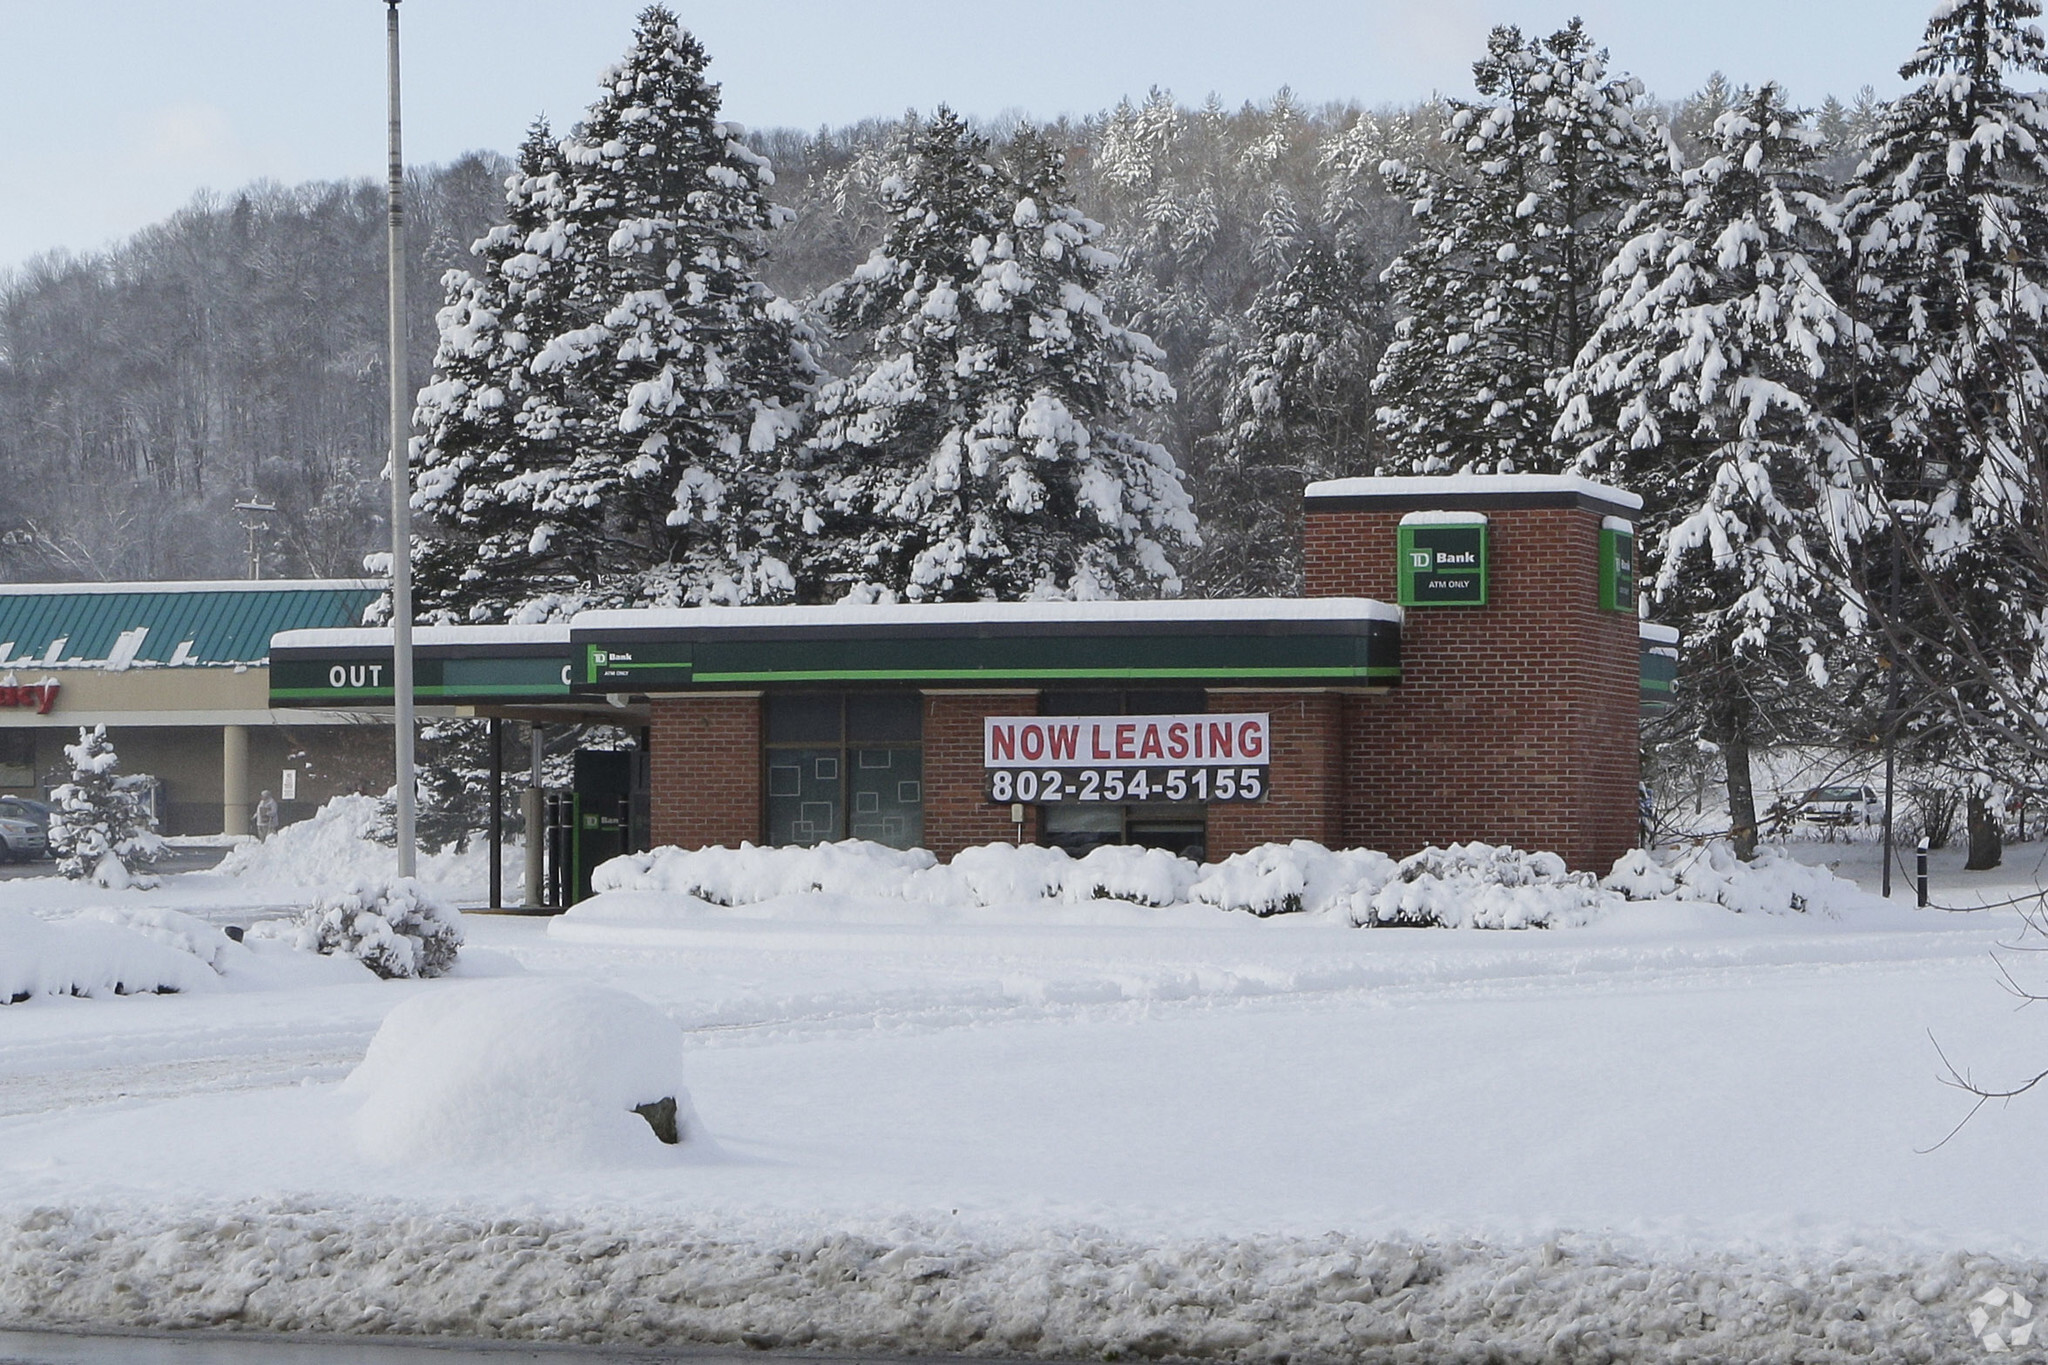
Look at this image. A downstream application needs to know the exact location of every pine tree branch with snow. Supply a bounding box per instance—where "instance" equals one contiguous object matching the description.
[803,114,1197,602]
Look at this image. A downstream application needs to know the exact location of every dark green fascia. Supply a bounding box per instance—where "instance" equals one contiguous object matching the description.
[270,650,574,707]
[578,623,1399,693]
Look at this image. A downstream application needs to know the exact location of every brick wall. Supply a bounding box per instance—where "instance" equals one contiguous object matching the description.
[1307,503,1639,871]
[923,691,1038,858]
[648,693,761,849]
[1204,691,1343,859]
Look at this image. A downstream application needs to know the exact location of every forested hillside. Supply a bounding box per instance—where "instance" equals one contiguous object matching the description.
[0,64,1878,590]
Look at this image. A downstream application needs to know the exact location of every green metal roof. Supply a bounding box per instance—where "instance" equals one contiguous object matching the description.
[0,580,381,668]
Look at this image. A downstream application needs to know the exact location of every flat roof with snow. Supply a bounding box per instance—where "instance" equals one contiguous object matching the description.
[270,598,1406,704]
[1305,473,1642,515]
[270,623,577,706]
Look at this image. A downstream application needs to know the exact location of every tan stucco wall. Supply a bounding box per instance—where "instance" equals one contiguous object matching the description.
[0,666,275,725]
[0,666,390,834]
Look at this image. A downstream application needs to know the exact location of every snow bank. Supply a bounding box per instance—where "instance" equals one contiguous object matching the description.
[1606,843,1892,917]
[0,1200,2019,1361]
[593,838,1202,909]
[215,794,500,890]
[1,904,378,1002]
[77,904,234,970]
[0,906,220,1002]
[582,837,1908,933]
[591,837,1621,929]
[596,838,939,905]
[343,980,701,1167]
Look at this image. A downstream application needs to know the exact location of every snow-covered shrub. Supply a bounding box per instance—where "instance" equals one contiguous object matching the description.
[595,839,1201,910]
[343,979,701,1166]
[291,877,464,979]
[1605,842,1886,917]
[47,726,162,886]
[1067,844,1201,906]
[594,838,940,904]
[0,907,220,1002]
[1602,847,1679,901]
[1192,841,1400,917]
[938,841,1072,903]
[1357,843,1619,929]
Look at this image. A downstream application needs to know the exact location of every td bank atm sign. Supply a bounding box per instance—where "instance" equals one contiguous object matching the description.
[1397,517,1488,606]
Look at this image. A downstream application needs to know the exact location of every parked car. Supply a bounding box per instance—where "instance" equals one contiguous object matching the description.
[0,795,50,861]
[1799,784,1882,826]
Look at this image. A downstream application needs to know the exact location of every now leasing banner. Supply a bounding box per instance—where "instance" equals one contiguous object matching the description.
[983,713,1271,804]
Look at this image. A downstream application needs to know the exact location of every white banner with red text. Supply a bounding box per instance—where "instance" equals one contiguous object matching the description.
[983,713,1269,804]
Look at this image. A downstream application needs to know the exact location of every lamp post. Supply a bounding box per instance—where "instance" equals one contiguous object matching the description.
[1848,454,1902,897]
[1850,454,1948,900]
[383,0,417,877]
[231,498,275,580]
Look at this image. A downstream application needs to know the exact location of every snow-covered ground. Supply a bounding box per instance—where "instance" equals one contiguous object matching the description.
[4,820,2048,1360]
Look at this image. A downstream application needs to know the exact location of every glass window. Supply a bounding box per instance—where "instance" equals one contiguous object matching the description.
[1043,803,1124,855]
[1129,688,1206,715]
[766,747,845,845]
[767,692,842,743]
[764,692,922,850]
[1040,689,1123,717]
[1033,690,1209,857]
[848,747,923,846]
[848,692,921,742]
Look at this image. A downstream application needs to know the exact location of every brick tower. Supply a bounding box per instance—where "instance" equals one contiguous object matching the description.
[1304,475,1642,872]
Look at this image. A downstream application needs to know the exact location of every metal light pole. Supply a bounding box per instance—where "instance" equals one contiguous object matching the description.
[1880,527,1901,899]
[383,0,417,877]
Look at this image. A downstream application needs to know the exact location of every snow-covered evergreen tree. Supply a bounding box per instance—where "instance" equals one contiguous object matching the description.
[1835,0,2048,867]
[412,120,586,620]
[48,726,160,886]
[411,7,816,623]
[1557,85,1859,856]
[1203,236,1384,593]
[804,114,1196,601]
[1373,20,1677,474]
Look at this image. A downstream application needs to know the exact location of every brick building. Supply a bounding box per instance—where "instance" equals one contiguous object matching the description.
[274,474,1664,894]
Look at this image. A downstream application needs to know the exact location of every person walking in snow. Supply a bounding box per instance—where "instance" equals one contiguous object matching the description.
[254,789,279,842]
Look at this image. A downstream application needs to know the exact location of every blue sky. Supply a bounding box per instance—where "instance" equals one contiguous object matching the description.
[0,0,1943,271]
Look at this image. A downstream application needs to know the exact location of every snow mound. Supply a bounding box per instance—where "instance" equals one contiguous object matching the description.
[1360,843,1620,929]
[343,980,701,1167]
[79,905,234,971]
[215,793,498,890]
[1191,840,1399,916]
[284,877,464,979]
[586,838,1894,932]
[1606,843,1892,917]
[0,907,220,1003]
